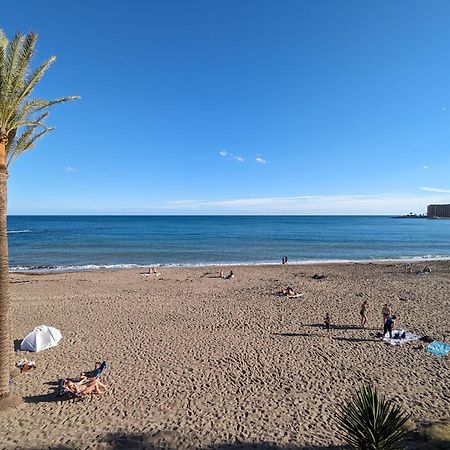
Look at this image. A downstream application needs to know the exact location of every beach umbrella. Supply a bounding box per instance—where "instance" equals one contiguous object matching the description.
[20,325,62,352]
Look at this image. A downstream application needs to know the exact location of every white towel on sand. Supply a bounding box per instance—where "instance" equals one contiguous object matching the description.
[383,329,421,346]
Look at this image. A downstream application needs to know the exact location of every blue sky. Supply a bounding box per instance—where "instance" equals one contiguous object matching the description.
[4,0,450,214]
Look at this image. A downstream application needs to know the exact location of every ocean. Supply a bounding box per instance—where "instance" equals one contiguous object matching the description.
[6,215,450,272]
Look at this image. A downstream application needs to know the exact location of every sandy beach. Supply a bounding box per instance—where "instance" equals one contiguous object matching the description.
[0,261,449,449]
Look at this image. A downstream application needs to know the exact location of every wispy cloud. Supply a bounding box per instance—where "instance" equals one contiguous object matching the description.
[419,186,450,193]
[255,157,267,164]
[163,192,445,214]
[423,165,429,169]
[219,150,245,162]
[65,166,79,173]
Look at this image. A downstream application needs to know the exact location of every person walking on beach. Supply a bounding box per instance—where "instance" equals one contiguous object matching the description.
[324,313,331,338]
[381,304,391,326]
[382,315,396,339]
[360,300,368,327]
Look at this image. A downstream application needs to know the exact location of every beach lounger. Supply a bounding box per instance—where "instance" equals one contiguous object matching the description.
[82,361,107,379]
[57,361,108,398]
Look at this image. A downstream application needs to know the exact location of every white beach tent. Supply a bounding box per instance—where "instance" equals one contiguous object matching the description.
[20,325,62,352]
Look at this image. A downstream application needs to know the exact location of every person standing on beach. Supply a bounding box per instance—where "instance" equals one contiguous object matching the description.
[360,300,368,327]
[381,304,391,326]
[324,313,331,338]
[382,315,396,339]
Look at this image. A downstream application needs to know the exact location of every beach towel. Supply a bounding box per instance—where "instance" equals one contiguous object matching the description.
[426,341,450,357]
[287,293,304,299]
[383,329,421,346]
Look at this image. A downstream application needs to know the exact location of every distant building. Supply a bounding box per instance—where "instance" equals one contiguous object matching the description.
[427,204,450,218]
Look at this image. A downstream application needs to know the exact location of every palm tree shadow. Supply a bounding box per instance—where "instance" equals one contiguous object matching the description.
[99,432,344,450]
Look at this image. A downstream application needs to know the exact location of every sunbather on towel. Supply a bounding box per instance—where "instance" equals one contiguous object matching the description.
[64,378,106,396]
[277,287,301,297]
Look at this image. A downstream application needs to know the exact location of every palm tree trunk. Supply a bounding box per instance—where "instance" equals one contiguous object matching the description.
[0,141,11,398]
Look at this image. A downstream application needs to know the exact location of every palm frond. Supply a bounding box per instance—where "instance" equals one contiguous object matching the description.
[336,385,411,450]
[0,29,8,49]
[6,125,53,167]
[0,30,78,167]
[0,33,26,123]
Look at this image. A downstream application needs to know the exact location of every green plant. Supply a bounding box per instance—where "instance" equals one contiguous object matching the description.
[336,385,411,450]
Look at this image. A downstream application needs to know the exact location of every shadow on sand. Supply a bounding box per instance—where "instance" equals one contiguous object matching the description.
[273,332,314,338]
[23,431,344,449]
[306,323,360,331]
[332,336,375,343]
[24,380,75,404]
[13,339,23,351]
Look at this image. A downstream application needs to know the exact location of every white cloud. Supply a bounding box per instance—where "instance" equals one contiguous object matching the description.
[162,192,447,214]
[218,150,244,162]
[423,165,429,169]
[256,157,267,164]
[419,186,450,194]
[65,166,79,173]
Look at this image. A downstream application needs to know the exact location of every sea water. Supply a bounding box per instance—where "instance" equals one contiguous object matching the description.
[6,215,450,271]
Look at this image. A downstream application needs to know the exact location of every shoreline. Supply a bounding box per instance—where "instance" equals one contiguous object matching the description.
[9,255,450,274]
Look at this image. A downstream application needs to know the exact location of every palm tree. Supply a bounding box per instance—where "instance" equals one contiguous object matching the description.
[0,30,78,403]
[336,385,411,450]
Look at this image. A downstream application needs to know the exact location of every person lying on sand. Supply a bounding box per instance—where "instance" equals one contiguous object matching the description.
[142,267,161,277]
[404,263,413,273]
[416,266,431,275]
[63,378,107,396]
[16,359,36,373]
[225,270,235,279]
[276,287,302,297]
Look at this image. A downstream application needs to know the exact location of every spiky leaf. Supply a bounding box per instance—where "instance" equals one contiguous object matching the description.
[336,385,411,450]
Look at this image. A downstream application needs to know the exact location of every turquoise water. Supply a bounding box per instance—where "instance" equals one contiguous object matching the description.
[6,215,450,271]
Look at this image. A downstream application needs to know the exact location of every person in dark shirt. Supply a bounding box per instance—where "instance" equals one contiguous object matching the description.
[382,315,396,339]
